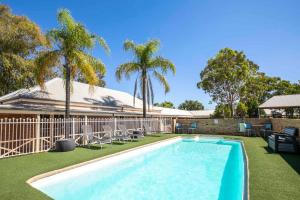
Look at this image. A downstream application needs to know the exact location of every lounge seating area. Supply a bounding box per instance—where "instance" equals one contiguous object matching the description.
[79,123,150,149]
[175,122,198,134]
[268,127,299,153]
[260,123,273,138]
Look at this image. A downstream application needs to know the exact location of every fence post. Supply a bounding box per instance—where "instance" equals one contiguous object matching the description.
[49,115,54,148]
[172,118,177,133]
[159,118,163,133]
[113,118,117,136]
[72,118,75,139]
[35,115,40,152]
[140,118,143,130]
[84,116,88,145]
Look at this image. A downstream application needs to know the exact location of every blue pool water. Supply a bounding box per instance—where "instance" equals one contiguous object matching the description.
[33,138,246,200]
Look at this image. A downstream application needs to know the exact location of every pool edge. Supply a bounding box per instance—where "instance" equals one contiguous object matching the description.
[240,140,250,200]
[27,136,182,185]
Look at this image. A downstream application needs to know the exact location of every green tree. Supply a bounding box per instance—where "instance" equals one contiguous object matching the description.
[213,104,231,118]
[154,101,175,108]
[75,71,106,87]
[242,73,300,117]
[0,5,49,96]
[178,100,204,110]
[116,39,175,117]
[236,102,248,118]
[197,48,258,117]
[35,9,109,118]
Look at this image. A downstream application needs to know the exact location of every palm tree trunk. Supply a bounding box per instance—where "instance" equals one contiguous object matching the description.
[142,70,147,118]
[65,64,71,119]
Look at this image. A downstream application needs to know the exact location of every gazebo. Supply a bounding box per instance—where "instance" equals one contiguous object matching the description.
[259,94,300,117]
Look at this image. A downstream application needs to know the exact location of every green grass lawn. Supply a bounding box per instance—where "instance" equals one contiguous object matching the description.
[0,134,299,200]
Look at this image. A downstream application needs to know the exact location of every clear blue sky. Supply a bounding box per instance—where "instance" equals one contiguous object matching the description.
[2,0,300,109]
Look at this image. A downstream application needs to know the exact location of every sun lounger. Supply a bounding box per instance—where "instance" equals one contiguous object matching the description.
[83,125,112,148]
[118,125,144,140]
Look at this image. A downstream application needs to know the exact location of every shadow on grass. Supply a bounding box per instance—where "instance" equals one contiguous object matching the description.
[80,145,108,150]
[145,135,161,137]
[263,146,300,175]
[280,153,300,175]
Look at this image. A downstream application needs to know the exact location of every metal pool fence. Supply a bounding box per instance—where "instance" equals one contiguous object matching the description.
[0,117,172,158]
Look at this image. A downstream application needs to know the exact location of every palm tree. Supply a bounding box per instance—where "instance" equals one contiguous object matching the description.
[116,39,175,118]
[35,9,110,119]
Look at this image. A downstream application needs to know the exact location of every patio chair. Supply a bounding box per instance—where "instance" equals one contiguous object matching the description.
[268,127,299,153]
[118,124,144,140]
[102,125,115,141]
[244,123,254,137]
[188,122,198,134]
[113,125,131,142]
[260,123,273,138]
[175,123,184,134]
[83,125,112,148]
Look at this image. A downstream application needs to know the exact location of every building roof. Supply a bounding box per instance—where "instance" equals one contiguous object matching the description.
[0,78,213,118]
[259,94,300,109]
[0,78,144,108]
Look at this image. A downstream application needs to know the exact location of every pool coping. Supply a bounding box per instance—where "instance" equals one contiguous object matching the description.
[241,140,250,200]
[27,136,182,184]
[27,135,250,200]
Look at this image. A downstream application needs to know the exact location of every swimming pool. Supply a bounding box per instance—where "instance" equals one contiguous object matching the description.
[30,137,247,200]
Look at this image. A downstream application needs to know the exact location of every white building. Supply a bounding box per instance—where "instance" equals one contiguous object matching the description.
[0,78,214,119]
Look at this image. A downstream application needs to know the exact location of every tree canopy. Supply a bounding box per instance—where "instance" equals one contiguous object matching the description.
[197,48,258,117]
[116,39,175,117]
[199,48,300,118]
[0,5,49,96]
[178,100,204,110]
[35,9,109,118]
[154,101,175,108]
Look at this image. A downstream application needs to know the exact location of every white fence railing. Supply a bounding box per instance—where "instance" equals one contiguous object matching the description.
[0,117,172,158]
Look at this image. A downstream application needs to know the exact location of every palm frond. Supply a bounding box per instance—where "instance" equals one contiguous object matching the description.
[115,62,140,81]
[153,71,170,93]
[140,40,160,65]
[123,40,136,51]
[73,51,99,86]
[57,9,76,30]
[35,50,61,87]
[149,56,176,74]
[86,55,106,75]
[144,40,160,55]
[97,37,110,54]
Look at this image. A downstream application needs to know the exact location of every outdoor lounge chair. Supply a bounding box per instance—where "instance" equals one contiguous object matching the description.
[268,127,299,153]
[188,122,198,134]
[175,123,184,134]
[83,125,112,148]
[260,122,273,138]
[118,125,144,140]
[110,125,131,142]
[244,123,255,137]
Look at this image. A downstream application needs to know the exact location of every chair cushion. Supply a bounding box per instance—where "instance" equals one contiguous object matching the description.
[264,123,272,130]
[245,123,252,129]
[282,127,298,136]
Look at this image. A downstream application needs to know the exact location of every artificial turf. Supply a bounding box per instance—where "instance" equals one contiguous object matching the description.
[0,134,299,200]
